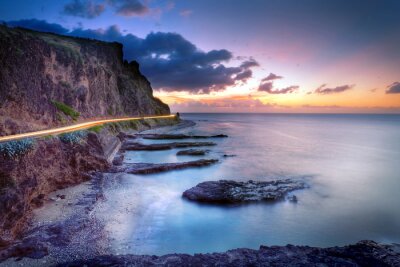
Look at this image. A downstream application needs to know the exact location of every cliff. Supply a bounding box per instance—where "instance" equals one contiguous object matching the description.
[0,117,178,247]
[0,25,169,136]
[0,25,175,246]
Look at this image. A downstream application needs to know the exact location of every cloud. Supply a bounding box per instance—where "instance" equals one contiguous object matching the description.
[69,27,257,92]
[63,0,149,18]
[179,9,193,17]
[386,82,400,94]
[234,69,253,82]
[262,73,283,82]
[258,84,299,94]
[63,0,105,18]
[258,82,273,92]
[170,97,279,110]
[108,0,149,17]
[314,84,354,94]
[6,19,255,93]
[258,75,298,94]
[301,104,400,113]
[240,59,259,69]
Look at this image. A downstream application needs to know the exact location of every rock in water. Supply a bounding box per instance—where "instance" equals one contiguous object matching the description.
[110,159,218,174]
[177,149,209,156]
[183,179,306,203]
[121,142,216,151]
[138,134,228,139]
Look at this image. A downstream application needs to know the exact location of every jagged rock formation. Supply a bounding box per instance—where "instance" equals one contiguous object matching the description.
[0,25,169,136]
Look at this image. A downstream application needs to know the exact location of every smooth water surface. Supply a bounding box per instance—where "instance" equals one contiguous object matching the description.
[96,113,400,255]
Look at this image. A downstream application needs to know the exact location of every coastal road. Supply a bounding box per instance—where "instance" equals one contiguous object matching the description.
[0,114,176,143]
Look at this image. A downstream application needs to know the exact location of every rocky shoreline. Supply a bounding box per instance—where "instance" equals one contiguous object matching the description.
[57,240,400,266]
[1,121,399,266]
[0,118,179,259]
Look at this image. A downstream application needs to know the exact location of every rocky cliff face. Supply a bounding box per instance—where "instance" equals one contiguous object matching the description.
[0,25,173,246]
[0,25,169,136]
[0,117,178,246]
[0,133,109,245]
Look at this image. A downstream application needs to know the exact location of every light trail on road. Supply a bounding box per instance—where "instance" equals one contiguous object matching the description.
[0,114,176,143]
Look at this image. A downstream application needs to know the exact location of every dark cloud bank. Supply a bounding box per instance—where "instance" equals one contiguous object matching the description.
[5,19,258,93]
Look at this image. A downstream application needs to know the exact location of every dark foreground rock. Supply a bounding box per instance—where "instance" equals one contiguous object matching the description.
[58,240,400,267]
[110,159,218,174]
[121,142,216,151]
[138,134,228,139]
[183,179,306,204]
[177,149,209,156]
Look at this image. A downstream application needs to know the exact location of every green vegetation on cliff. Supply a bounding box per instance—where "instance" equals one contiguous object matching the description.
[88,125,104,133]
[59,131,87,144]
[0,138,35,158]
[52,101,80,120]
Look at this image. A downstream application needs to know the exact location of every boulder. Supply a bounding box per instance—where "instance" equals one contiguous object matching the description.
[183,179,306,204]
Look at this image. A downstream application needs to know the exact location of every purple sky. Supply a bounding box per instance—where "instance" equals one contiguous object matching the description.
[1,0,400,113]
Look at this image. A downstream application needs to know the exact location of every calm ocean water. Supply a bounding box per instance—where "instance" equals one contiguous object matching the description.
[96,113,400,255]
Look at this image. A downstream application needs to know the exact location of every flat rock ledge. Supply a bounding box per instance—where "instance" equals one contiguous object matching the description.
[109,159,218,174]
[138,134,228,139]
[183,179,306,204]
[177,149,209,156]
[58,240,400,267]
[121,142,216,151]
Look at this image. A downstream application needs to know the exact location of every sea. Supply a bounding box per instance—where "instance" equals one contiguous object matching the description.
[94,113,400,255]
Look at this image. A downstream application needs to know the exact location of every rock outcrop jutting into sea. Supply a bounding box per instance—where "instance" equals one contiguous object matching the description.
[0,25,169,136]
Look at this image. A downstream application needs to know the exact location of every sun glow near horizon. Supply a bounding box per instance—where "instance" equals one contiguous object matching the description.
[155,78,400,113]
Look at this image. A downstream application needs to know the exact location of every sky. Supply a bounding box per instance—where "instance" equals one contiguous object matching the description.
[1,0,400,113]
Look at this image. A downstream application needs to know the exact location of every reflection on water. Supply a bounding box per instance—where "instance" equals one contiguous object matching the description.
[96,114,400,255]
